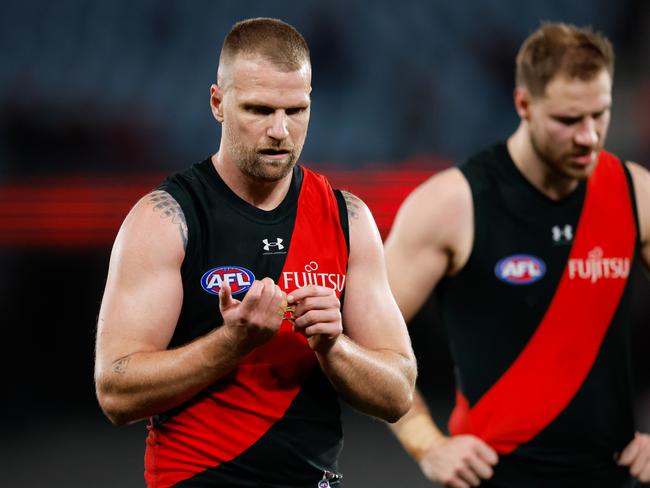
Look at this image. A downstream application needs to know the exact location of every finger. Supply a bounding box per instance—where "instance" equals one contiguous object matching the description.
[456,466,481,487]
[467,455,494,480]
[628,435,650,478]
[636,434,650,482]
[619,435,641,466]
[293,296,341,318]
[447,477,470,488]
[246,280,284,322]
[240,279,263,306]
[254,277,277,311]
[293,309,340,330]
[629,451,650,478]
[270,285,287,320]
[474,439,499,466]
[299,323,343,340]
[279,291,288,312]
[273,285,285,306]
[287,285,334,304]
[254,281,286,325]
[639,458,650,482]
[218,283,233,311]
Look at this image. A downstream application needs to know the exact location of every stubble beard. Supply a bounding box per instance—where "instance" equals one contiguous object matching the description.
[238,149,296,181]
[227,138,302,182]
[529,131,596,181]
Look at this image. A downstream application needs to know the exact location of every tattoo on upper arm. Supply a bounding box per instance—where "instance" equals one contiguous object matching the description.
[342,191,362,220]
[148,190,188,248]
[112,356,130,375]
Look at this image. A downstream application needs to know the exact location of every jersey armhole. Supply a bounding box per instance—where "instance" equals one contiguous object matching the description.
[452,165,480,279]
[156,181,197,273]
[334,189,350,256]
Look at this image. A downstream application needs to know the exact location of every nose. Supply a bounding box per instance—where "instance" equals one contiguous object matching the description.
[574,117,598,147]
[267,110,289,141]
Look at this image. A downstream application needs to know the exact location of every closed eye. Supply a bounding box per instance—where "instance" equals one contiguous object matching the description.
[286,106,307,115]
[243,104,274,115]
[554,116,581,126]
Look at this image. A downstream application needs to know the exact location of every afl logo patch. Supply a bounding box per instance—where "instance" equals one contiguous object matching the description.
[495,255,546,285]
[201,266,255,295]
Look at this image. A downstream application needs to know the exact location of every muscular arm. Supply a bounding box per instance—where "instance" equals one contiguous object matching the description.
[383,168,471,442]
[384,169,498,487]
[384,168,472,322]
[291,191,417,423]
[94,191,283,425]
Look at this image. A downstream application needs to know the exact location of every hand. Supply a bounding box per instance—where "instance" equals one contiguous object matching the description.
[219,278,285,352]
[287,285,342,353]
[418,435,498,488]
[619,432,650,482]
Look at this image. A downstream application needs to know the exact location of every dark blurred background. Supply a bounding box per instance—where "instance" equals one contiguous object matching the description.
[1,1,649,486]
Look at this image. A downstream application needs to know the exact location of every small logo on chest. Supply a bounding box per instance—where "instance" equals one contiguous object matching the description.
[281,261,346,292]
[568,246,631,283]
[200,266,255,295]
[262,237,286,255]
[495,254,546,285]
[552,224,573,244]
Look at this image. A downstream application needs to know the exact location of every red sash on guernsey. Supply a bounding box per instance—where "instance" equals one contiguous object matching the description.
[145,168,348,488]
[448,151,636,454]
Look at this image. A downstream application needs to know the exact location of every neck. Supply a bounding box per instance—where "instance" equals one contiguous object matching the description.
[211,152,293,210]
[507,124,580,201]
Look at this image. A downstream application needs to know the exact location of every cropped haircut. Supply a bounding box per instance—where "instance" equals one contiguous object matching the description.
[515,22,614,97]
[218,17,310,78]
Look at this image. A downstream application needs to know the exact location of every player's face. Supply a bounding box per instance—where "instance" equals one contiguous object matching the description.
[217,55,311,182]
[526,69,612,180]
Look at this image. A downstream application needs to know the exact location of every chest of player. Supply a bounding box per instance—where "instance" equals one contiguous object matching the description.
[439,171,592,376]
[466,178,586,315]
[171,186,347,348]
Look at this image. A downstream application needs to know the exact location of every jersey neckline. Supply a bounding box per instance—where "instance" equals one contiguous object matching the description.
[496,143,587,207]
[200,158,304,224]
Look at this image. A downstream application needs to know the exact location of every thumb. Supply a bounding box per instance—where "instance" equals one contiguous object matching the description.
[219,283,233,311]
[618,434,640,466]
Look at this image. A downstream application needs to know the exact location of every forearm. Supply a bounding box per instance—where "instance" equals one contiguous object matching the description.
[389,390,446,461]
[316,334,416,423]
[96,325,244,425]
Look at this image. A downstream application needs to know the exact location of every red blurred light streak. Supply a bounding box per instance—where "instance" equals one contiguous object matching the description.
[0,164,444,249]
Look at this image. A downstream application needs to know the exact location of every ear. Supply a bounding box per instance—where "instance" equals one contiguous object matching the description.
[210,84,224,123]
[513,86,532,121]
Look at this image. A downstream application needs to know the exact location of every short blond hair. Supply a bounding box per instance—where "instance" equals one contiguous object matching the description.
[218,17,310,78]
[515,22,614,97]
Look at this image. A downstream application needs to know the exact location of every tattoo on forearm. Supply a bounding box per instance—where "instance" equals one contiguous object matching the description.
[148,190,188,248]
[342,191,362,220]
[112,356,130,375]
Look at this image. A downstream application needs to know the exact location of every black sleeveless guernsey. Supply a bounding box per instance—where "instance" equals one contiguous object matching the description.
[144,159,349,488]
[437,144,640,487]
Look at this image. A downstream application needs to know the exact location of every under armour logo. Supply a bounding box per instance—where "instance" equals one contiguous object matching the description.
[552,225,573,243]
[262,238,284,251]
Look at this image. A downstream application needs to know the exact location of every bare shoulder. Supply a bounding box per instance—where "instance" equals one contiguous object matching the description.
[627,161,650,189]
[390,167,472,247]
[340,190,382,252]
[404,167,471,218]
[141,190,188,249]
[113,190,187,266]
[341,190,369,223]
